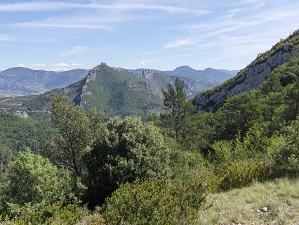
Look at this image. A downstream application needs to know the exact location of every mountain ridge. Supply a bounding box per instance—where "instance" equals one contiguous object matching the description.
[0,65,237,99]
[193,29,299,112]
[0,67,89,97]
[0,62,222,120]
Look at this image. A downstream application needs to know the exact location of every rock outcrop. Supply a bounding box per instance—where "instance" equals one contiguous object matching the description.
[135,70,154,80]
[193,40,299,112]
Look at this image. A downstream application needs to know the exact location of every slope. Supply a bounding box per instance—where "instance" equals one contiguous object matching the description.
[198,178,299,224]
[193,29,299,112]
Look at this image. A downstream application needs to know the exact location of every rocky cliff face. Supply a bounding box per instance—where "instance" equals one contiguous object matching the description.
[73,68,97,106]
[193,42,299,112]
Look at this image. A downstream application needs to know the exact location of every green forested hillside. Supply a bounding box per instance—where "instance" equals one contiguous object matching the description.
[0,112,55,184]
[2,31,299,224]
[2,54,299,224]
[79,64,163,118]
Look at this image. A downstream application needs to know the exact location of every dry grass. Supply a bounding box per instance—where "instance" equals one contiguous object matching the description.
[197,178,299,225]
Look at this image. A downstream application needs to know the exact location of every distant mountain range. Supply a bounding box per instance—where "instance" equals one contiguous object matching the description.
[0,68,89,97]
[0,66,237,98]
[0,63,237,120]
[131,66,238,89]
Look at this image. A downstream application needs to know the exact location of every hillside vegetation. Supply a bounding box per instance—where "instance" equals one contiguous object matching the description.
[1,30,299,224]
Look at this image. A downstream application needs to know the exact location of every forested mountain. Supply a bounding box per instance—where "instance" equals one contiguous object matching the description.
[0,62,208,120]
[0,67,89,97]
[0,65,236,98]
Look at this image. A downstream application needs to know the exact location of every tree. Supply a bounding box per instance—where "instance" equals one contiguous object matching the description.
[44,95,103,194]
[270,116,299,174]
[161,78,193,142]
[218,91,263,139]
[85,116,172,207]
[0,150,72,217]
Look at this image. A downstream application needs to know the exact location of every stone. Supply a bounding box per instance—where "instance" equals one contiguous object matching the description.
[261,207,269,212]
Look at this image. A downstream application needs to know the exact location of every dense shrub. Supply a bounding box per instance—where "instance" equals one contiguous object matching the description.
[3,202,88,225]
[0,150,80,219]
[103,173,216,225]
[218,160,272,190]
[85,116,172,207]
[270,117,299,175]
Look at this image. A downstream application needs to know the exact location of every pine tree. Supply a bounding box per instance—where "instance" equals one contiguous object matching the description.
[161,77,193,142]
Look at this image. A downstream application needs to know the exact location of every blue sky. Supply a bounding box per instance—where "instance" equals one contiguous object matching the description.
[0,0,299,71]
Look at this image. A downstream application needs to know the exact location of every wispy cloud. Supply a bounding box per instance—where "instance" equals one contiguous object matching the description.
[0,34,18,41]
[62,45,116,56]
[31,63,46,70]
[0,1,209,15]
[62,46,89,55]
[16,21,111,30]
[140,58,161,66]
[163,38,196,49]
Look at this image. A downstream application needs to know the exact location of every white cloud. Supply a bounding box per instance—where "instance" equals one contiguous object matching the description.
[16,22,111,30]
[51,62,83,71]
[0,1,209,15]
[163,38,195,49]
[0,35,18,41]
[0,2,81,12]
[62,46,89,55]
[17,63,25,67]
[31,63,46,70]
[140,58,161,66]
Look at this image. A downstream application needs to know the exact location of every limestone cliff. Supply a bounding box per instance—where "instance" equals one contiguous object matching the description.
[193,30,299,112]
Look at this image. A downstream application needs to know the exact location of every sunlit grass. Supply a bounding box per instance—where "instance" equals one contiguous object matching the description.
[198,177,299,224]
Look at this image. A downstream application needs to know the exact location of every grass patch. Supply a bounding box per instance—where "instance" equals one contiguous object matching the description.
[199,177,299,224]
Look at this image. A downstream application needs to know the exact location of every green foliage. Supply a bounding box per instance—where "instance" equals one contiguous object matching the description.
[103,179,177,225]
[86,116,172,207]
[0,150,78,218]
[103,173,216,225]
[210,124,273,190]
[0,111,55,184]
[0,111,55,156]
[218,160,272,190]
[219,91,263,139]
[161,77,195,142]
[44,95,103,189]
[183,112,222,152]
[270,117,299,175]
[3,202,88,225]
[82,64,162,119]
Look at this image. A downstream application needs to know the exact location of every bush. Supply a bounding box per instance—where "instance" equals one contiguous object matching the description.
[103,170,218,224]
[0,150,80,219]
[270,117,299,175]
[218,160,272,190]
[3,202,88,225]
[86,116,172,207]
